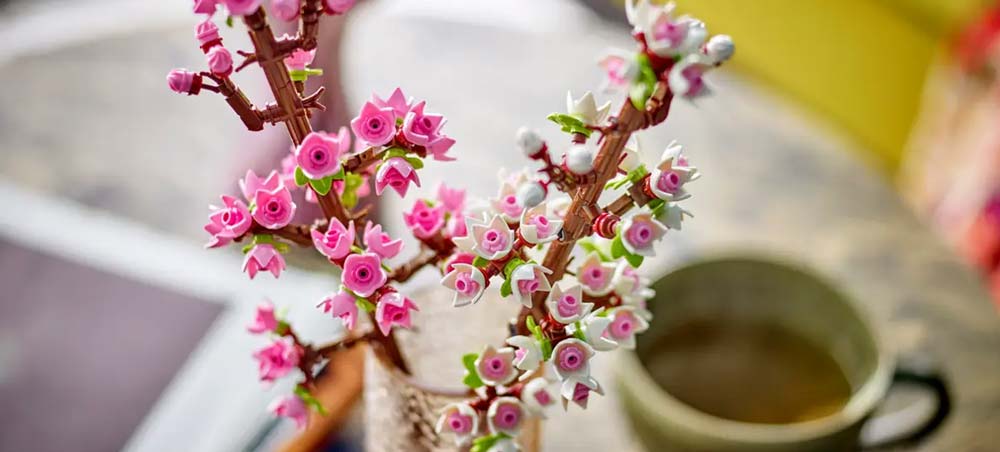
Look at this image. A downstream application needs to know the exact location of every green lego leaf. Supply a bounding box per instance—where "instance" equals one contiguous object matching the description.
[546,113,593,138]
[461,353,484,389]
[294,166,309,187]
[309,175,333,196]
[294,386,329,416]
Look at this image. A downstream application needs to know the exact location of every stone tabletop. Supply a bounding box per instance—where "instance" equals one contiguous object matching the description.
[0,1,997,451]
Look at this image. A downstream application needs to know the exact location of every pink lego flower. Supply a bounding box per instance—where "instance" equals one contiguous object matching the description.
[223,0,263,16]
[403,200,446,239]
[193,0,219,15]
[253,185,296,229]
[401,101,446,147]
[350,101,395,146]
[374,291,418,336]
[320,290,359,331]
[375,157,420,197]
[435,402,478,446]
[247,300,279,334]
[509,263,552,308]
[372,87,412,118]
[597,53,635,90]
[490,182,524,223]
[363,222,403,260]
[311,218,355,261]
[252,338,301,382]
[295,129,350,179]
[486,397,525,437]
[475,345,518,386]
[440,263,486,307]
[284,48,316,71]
[453,215,514,261]
[323,0,356,15]
[240,169,283,200]
[446,214,468,239]
[270,0,301,21]
[206,45,233,76]
[166,69,201,95]
[436,184,466,214]
[204,194,252,248]
[668,54,713,99]
[620,211,667,257]
[269,394,308,430]
[544,283,593,324]
[342,253,387,298]
[243,244,286,279]
[427,136,456,162]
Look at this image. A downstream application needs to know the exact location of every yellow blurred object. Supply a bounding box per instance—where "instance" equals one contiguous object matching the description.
[663,0,986,174]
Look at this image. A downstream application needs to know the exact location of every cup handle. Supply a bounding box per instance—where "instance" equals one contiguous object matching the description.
[859,362,951,449]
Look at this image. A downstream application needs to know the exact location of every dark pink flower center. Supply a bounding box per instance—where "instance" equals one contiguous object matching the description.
[367,117,384,133]
[557,344,585,372]
[657,171,681,193]
[557,294,580,318]
[494,405,521,430]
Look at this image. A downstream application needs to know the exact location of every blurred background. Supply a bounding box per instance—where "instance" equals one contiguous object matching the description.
[1,0,999,451]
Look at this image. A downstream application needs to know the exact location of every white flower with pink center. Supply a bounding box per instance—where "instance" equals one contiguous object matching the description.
[544,282,592,324]
[490,182,524,223]
[619,211,668,257]
[602,306,649,349]
[505,335,543,373]
[560,375,604,410]
[568,308,616,352]
[518,202,562,245]
[668,53,715,99]
[648,140,699,202]
[613,262,656,307]
[440,263,486,307]
[486,396,526,437]
[435,402,478,446]
[453,215,514,261]
[597,51,637,92]
[575,253,616,297]
[548,338,594,381]
[509,263,552,308]
[475,345,518,386]
[626,0,707,57]
[521,376,559,417]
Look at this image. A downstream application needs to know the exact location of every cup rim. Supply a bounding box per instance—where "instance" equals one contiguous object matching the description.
[616,254,895,444]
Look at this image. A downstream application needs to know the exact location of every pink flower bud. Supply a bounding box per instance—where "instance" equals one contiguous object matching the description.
[247,300,279,334]
[363,222,404,260]
[207,45,233,76]
[403,200,446,239]
[374,157,420,198]
[323,0,356,15]
[196,20,221,49]
[284,48,316,71]
[243,244,286,279]
[342,253,387,298]
[269,395,308,430]
[223,0,262,16]
[436,183,466,214]
[193,0,219,15]
[372,87,412,118]
[270,0,301,21]
[374,291,418,336]
[204,194,251,248]
[311,218,355,261]
[320,290,359,331]
[166,69,201,95]
[401,101,446,147]
[252,338,301,382]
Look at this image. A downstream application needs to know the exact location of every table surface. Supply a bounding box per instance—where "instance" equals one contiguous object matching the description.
[0,2,997,451]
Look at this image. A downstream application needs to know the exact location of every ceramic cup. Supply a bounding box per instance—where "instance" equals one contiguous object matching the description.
[616,256,950,452]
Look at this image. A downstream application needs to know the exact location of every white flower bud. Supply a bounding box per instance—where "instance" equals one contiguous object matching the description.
[516,181,546,208]
[565,145,594,175]
[516,127,545,157]
[705,34,734,64]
